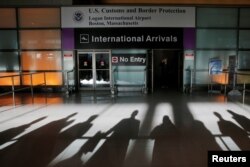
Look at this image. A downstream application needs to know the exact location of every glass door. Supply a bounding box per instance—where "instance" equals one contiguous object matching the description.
[78,51,111,90]
[95,52,110,88]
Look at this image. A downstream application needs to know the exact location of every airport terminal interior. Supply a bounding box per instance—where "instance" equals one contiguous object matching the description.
[0,0,250,167]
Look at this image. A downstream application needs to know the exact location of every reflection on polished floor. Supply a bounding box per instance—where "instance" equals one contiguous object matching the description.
[0,90,250,167]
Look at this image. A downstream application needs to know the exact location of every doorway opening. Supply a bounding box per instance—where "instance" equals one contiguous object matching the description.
[77,51,111,90]
[153,49,183,91]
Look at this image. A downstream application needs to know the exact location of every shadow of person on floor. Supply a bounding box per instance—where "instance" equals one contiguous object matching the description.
[49,115,98,167]
[0,116,47,146]
[0,113,77,167]
[84,110,140,167]
[227,109,250,133]
[49,115,99,164]
[51,131,103,167]
[214,112,250,150]
[150,115,180,167]
[179,119,222,167]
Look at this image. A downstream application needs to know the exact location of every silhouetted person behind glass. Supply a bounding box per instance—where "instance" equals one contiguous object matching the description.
[85,110,140,167]
[227,109,250,133]
[150,115,180,167]
[160,58,168,88]
[97,55,107,81]
[214,112,250,150]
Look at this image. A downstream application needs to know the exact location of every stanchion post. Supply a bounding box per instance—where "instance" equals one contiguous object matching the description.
[11,76,15,106]
[243,82,246,104]
[44,72,47,104]
[30,73,34,104]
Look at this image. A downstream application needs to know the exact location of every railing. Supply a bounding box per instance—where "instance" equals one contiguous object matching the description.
[185,69,250,99]
[0,72,46,106]
[187,69,250,103]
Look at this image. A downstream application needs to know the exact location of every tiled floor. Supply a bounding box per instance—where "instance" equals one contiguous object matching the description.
[0,90,250,167]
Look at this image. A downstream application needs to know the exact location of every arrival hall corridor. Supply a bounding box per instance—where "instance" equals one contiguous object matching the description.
[0,91,250,167]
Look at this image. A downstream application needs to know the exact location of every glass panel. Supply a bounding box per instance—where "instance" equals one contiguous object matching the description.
[96,53,109,70]
[78,53,92,69]
[0,52,19,71]
[239,30,250,49]
[240,8,250,28]
[22,72,62,86]
[196,29,237,49]
[19,30,61,49]
[112,66,146,85]
[96,53,110,87]
[111,50,147,86]
[78,53,93,88]
[197,8,237,28]
[45,72,63,86]
[19,8,60,28]
[0,72,20,86]
[96,70,110,87]
[195,71,210,84]
[196,50,237,70]
[0,30,18,49]
[79,70,93,87]
[238,51,250,70]
[21,51,62,71]
[0,8,16,28]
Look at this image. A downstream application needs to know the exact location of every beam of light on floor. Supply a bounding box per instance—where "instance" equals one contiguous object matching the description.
[83,103,148,137]
[0,103,112,149]
[48,103,148,166]
[221,136,241,151]
[187,102,250,135]
[188,102,250,151]
[48,139,88,167]
[0,140,17,150]
[151,103,174,130]
[122,103,173,167]
[0,104,46,124]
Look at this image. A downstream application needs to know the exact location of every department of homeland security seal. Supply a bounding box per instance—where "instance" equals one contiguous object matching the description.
[73,10,84,22]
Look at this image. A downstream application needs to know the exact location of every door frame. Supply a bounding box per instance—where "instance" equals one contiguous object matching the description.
[77,50,112,91]
[152,49,183,91]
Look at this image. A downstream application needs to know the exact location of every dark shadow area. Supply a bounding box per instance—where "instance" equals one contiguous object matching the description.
[0,113,77,167]
[0,116,47,146]
[169,96,221,167]
[214,112,250,150]
[150,114,221,167]
[179,120,222,167]
[84,110,140,167]
[227,109,250,132]
[50,115,99,164]
[153,50,183,91]
[150,115,180,167]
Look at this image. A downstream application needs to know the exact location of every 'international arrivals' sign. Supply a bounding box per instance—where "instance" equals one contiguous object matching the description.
[62,6,195,28]
[75,28,183,49]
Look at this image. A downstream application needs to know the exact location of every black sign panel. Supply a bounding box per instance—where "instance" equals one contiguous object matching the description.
[112,54,146,66]
[75,28,183,49]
